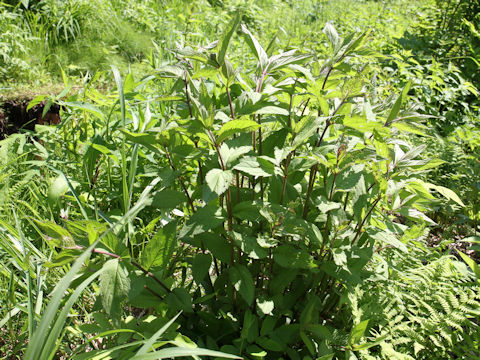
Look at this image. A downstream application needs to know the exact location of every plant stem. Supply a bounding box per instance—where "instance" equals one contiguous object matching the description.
[226,84,236,120]
[352,196,381,244]
[131,260,172,293]
[164,147,195,213]
[184,71,193,118]
[210,131,235,263]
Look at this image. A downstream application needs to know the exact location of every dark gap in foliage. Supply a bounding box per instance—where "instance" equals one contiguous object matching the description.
[0,99,61,139]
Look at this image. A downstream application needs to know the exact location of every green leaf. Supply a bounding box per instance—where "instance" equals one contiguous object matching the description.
[391,121,427,136]
[166,288,193,313]
[141,222,178,271]
[386,81,411,124]
[47,175,69,204]
[135,312,182,355]
[370,231,408,253]
[292,116,322,148]
[269,50,312,72]
[121,130,157,147]
[192,253,212,283]
[218,12,242,66]
[349,320,369,346]
[343,115,382,133]
[99,259,131,317]
[35,220,75,248]
[323,22,341,51]
[179,205,225,239]
[151,189,187,209]
[457,250,480,280]
[353,335,388,351]
[233,156,275,177]
[61,101,105,120]
[254,105,289,116]
[229,265,255,305]
[336,164,364,191]
[426,183,465,207]
[273,245,312,269]
[131,347,241,359]
[216,119,260,144]
[24,242,99,360]
[241,25,268,70]
[205,169,233,195]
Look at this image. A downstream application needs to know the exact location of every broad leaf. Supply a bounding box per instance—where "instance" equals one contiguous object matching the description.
[336,164,365,191]
[141,222,178,270]
[229,265,255,305]
[35,220,75,248]
[151,189,187,209]
[99,259,131,317]
[192,253,212,283]
[349,320,369,346]
[205,169,233,195]
[457,250,480,280]
[233,156,275,177]
[216,119,260,144]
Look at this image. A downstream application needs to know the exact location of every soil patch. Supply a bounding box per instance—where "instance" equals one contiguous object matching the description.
[0,98,61,139]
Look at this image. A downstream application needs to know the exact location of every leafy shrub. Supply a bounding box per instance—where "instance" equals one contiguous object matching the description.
[10,20,467,359]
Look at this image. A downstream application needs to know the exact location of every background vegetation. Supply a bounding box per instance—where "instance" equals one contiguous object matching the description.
[0,0,479,359]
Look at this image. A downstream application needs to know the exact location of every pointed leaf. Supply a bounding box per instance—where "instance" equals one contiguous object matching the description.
[241,25,268,70]
[229,265,255,305]
[386,81,411,124]
[141,222,178,270]
[216,119,260,144]
[218,12,242,66]
[349,320,369,346]
[99,259,131,317]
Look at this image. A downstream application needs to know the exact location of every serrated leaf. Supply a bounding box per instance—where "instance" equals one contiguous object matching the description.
[99,259,131,317]
[205,169,233,195]
[192,253,212,283]
[370,231,408,253]
[141,222,177,270]
[391,121,427,136]
[151,189,187,209]
[323,22,341,51]
[218,12,241,66]
[336,164,364,191]
[254,106,289,116]
[179,205,225,239]
[229,265,255,305]
[273,245,312,269]
[121,130,157,147]
[292,116,322,148]
[216,119,260,144]
[344,115,381,133]
[61,101,104,120]
[233,156,275,177]
[425,183,465,207]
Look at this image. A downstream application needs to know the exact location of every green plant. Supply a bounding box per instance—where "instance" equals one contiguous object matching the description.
[350,245,480,359]
[24,20,465,359]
